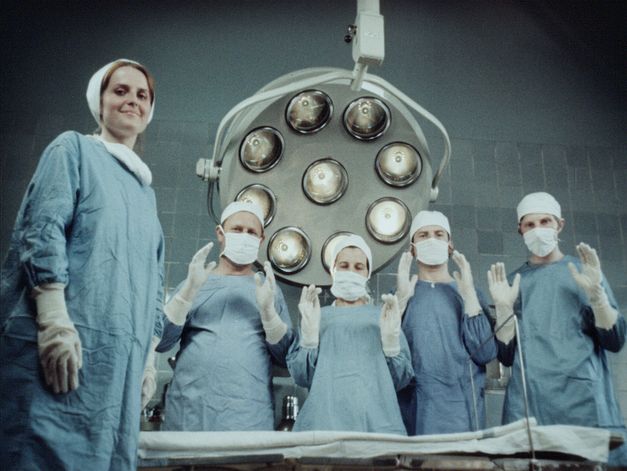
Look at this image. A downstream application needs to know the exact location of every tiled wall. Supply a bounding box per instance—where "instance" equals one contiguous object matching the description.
[1,0,625,428]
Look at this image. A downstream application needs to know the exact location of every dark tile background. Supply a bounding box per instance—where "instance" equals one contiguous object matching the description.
[1,0,625,426]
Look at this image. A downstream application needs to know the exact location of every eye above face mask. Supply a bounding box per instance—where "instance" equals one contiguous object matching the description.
[523,227,558,257]
[330,269,368,301]
[413,238,449,266]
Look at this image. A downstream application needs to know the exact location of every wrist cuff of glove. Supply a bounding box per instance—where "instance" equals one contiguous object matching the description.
[495,305,516,344]
[463,298,482,317]
[165,293,192,326]
[383,343,401,357]
[262,315,287,344]
[300,335,319,349]
[33,284,68,319]
[587,284,607,305]
[592,301,618,330]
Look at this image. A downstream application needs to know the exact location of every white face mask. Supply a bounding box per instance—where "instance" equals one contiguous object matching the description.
[413,238,449,266]
[331,270,368,301]
[523,227,558,257]
[219,227,261,265]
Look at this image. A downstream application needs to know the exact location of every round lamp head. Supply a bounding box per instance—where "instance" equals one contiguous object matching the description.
[375,142,421,187]
[366,197,410,243]
[239,127,284,172]
[286,90,333,134]
[267,226,312,274]
[302,159,348,205]
[343,97,390,141]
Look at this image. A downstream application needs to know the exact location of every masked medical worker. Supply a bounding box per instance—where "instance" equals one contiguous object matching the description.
[488,192,626,466]
[396,211,497,435]
[287,234,414,433]
[156,201,294,431]
[0,59,164,470]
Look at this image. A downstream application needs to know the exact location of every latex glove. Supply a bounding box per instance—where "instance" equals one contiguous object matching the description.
[298,284,322,348]
[487,263,520,344]
[568,242,617,329]
[254,261,288,344]
[165,242,216,325]
[451,250,482,317]
[396,252,418,316]
[141,336,160,409]
[33,284,82,394]
[380,294,401,357]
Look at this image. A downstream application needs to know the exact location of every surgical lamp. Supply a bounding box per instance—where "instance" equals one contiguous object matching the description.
[197,0,451,286]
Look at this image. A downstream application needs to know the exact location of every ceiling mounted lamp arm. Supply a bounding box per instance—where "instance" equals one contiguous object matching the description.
[350,0,384,92]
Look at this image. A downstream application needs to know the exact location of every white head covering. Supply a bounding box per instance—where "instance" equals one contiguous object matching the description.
[516,192,561,222]
[86,59,155,125]
[410,210,451,240]
[331,234,373,278]
[220,201,265,228]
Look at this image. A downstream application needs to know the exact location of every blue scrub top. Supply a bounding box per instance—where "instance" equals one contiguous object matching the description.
[499,256,627,465]
[0,131,165,471]
[398,281,497,435]
[287,303,414,434]
[158,273,293,431]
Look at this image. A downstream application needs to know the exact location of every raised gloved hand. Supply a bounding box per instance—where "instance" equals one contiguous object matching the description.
[487,263,520,344]
[298,284,322,348]
[34,284,82,394]
[165,242,216,325]
[396,252,418,317]
[380,293,401,357]
[255,261,288,344]
[568,242,617,329]
[141,336,160,409]
[452,250,482,317]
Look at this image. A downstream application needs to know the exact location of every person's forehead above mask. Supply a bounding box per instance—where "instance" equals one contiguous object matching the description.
[516,192,561,223]
[412,224,450,243]
[335,247,369,272]
[331,234,372,278]
[410,210,451,241]
[221,211,264,237]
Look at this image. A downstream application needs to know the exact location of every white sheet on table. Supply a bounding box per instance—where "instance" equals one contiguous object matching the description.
[138,418,610,463]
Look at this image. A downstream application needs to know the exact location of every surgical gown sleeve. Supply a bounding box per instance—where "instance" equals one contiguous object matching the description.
[265,285,294,368]
[461,289,498,365]
[581,275,626,353]
[286,335,319,389]
[152,236,165,340]
[384,331,415,391]
[19,136,80,289]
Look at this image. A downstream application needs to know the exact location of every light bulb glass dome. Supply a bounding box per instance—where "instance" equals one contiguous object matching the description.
[366,197,410,243]
[286,90,333,134]
[267,227,312,274]
[239,127,284,172]
[343,97,390,141]
[235,184,277,226]
[302,159,348,204]
[375,142,422,187]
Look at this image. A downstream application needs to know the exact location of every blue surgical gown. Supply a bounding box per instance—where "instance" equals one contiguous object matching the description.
[157,273,293,431]
[287,304,414,434]
[498,256,626,465]
[0,131,165,470]
[397,281,497,435]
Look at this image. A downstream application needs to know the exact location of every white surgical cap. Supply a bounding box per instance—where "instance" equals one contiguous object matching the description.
[331,234,373,278]
[220,201,265,228]
[86,59,155,125]
[410,210,451,240]
[516,192,561,222]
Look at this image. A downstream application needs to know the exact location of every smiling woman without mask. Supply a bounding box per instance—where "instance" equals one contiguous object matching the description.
[0,59,165,470]
[286,234,415,434]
